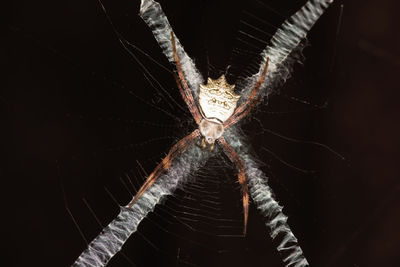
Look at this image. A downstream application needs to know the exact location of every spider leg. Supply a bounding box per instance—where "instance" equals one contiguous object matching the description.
[171,32,202,125]
[128,129,200,208]
[218,137,249,236]
[223,57,269,128]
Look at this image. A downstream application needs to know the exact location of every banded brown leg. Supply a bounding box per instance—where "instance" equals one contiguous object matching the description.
[171,32,202,125]
[224,57,269,128]
[218,137,249,236]
[128,129,201,208]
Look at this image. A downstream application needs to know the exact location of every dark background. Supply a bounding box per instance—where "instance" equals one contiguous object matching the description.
[4,0,400,266]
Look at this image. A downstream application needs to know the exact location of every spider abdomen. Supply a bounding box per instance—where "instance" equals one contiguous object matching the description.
[199,75,240,123]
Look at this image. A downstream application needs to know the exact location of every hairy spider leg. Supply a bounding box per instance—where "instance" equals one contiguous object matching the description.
[171,32,202,125]
[128,129,201,208]
[173,72,198,120]
[218,137,249,236]
[223,57,269,128]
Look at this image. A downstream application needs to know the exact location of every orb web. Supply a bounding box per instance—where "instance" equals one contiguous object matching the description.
[5,0,338,266]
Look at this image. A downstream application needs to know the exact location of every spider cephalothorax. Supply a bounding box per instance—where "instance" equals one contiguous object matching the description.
[199,119,224,150]
[198,75,240,149]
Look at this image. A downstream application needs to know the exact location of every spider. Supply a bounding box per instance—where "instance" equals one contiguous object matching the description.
[127,30,270,235]
[72,0,334,265]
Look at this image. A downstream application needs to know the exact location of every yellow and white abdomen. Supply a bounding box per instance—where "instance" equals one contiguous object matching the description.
[198,75,240,123]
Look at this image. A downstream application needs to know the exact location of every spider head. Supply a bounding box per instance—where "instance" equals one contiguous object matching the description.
[199,119,224,150]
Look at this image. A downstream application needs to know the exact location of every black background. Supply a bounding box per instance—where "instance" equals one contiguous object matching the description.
[4,0,400,266]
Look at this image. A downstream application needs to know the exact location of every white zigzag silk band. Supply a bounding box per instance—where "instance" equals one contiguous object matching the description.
[140,0,204,100]
[72,145,210,266]
[224,127,309,267]
[237,0,333,101]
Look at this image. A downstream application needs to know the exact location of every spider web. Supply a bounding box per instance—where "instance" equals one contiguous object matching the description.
[5,0,342,266]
